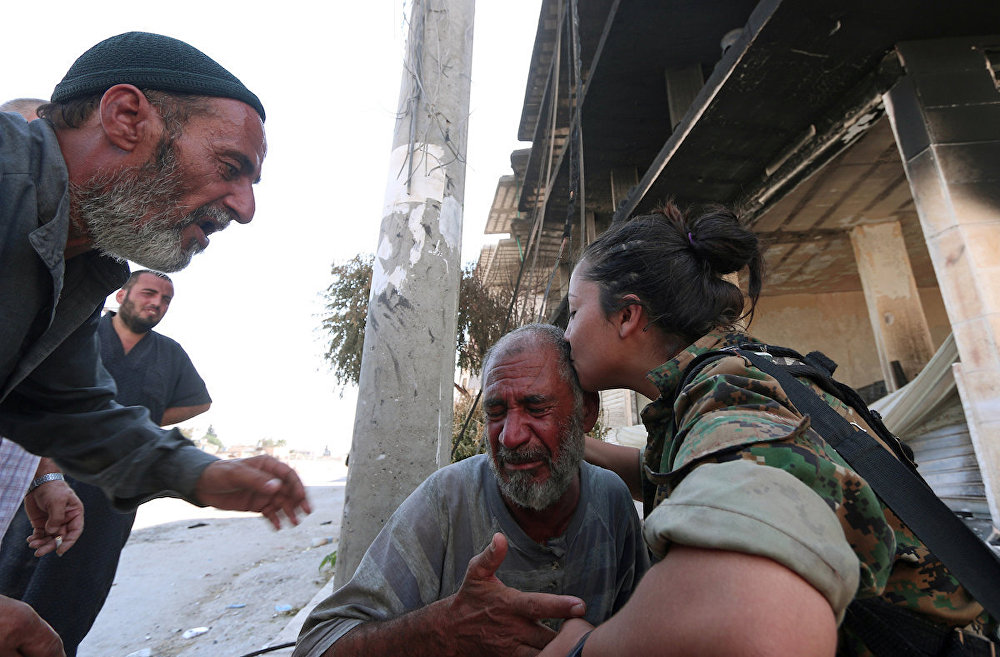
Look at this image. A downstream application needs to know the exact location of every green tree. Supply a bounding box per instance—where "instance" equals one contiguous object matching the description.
[321,257,510,386]
[456,264,509,374]
[451,389,485,462]
[321,254,374,387]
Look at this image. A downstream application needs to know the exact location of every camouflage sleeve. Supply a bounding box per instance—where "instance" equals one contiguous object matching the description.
[673,355,806,465]
[666,355,897,601]
[643,459,860,623]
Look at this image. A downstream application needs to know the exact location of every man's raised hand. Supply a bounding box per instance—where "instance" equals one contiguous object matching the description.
[442,532,586,657]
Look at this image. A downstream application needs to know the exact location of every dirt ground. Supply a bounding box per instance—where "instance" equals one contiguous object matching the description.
[77,460,346,657]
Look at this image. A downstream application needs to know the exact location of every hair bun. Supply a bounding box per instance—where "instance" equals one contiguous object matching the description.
[581,200,764,341]
[688,206,758,276]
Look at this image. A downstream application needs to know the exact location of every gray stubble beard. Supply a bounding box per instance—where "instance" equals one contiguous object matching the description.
[71,138,203,272]
[489,413,586,512]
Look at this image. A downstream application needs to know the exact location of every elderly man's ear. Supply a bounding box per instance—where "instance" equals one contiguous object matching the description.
[99,84,161,154]
[581,391,600,433]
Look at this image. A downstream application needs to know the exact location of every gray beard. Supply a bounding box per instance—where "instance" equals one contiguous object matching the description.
[71,141,215,272]
[489,413,585,512]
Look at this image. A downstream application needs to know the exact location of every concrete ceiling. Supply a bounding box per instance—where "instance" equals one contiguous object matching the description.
[493,0,1000,304]
[753,116,935,296]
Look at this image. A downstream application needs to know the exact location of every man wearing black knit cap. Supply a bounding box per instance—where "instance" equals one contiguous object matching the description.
[0,32,307,656]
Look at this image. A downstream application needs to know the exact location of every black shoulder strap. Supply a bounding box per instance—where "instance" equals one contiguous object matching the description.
[731,347,1000,621]
[752,344,917,466]
[676,345,912,467]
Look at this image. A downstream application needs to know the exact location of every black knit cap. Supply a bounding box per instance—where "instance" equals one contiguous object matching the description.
[51,31,265,121]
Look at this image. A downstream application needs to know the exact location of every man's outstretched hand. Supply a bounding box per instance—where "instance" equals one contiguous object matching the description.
[193,455,311,528]
[443,532,587,657]
[323,532,588,657]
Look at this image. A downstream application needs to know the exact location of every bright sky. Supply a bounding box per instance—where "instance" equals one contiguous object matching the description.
[2,0,541,456]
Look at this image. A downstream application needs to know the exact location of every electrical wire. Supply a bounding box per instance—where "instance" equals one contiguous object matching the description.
[236,641,295,657]
[537,0,583,322]
[456,0,588,448]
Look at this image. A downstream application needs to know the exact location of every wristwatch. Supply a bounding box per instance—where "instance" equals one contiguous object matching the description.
[27,472,66,494]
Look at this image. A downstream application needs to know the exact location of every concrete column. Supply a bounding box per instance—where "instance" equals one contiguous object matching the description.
[883,36,1000,524]
[849,221,935,391]
[336,0,475,584]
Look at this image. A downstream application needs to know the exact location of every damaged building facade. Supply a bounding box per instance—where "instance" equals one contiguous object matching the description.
[475,0,1000,533]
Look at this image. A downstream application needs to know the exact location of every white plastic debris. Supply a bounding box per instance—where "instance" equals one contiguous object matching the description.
[125,650,152,657]
[181,627,210,639]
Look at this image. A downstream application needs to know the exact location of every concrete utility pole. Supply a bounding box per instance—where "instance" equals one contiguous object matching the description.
[335,0,476,584]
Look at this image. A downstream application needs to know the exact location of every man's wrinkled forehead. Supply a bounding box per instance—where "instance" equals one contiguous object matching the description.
[485,348,569,401]
[485,345,547,384]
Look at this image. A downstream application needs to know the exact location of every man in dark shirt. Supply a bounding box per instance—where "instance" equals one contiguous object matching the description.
[0,270,213,655]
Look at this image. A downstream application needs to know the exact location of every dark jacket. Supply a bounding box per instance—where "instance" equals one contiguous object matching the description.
[0,112,215,509]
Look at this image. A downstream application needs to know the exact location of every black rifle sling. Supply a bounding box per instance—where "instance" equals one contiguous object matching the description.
[734,347,1000,621]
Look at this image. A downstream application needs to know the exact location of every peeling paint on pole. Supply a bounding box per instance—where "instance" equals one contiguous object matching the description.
[441,196,463,249]
[336,0,476,586]
[371,145,464,297]
[383,144,449,215]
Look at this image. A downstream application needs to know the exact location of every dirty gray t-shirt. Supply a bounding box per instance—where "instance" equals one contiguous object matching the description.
[294,455,648,657]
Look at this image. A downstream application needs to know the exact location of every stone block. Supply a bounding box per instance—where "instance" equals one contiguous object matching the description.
[948,181,1000,226]
[934,142,1000,185]
[990,312,1000,361]
[885,77,931,162]
[952,316,1000,371]
[923,104,1000,145]
[962,222,1000,272]
[978,270,1000,317]
[905,149,957,238]
[897,39,990,76]
[953,365,1000,427]
[911,69,1000,108]
[926,227,982,324]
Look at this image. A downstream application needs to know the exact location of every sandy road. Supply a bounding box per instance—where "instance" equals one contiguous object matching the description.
[77,460,345,657]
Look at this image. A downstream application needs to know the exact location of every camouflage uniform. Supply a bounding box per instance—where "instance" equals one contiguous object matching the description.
[639,330,991,656]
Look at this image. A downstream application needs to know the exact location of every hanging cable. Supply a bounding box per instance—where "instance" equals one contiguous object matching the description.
[537,0,586,322]
[520,0,564,323]
[570,0,586,251]
[538,2,579,322]
[236,641,295,657]
[455,0,576,451]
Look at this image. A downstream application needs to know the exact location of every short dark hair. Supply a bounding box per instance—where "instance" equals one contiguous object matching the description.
[579,201,764,344]
[481,323,584,410]
[122,269,172,291]
[39,89,211,139]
